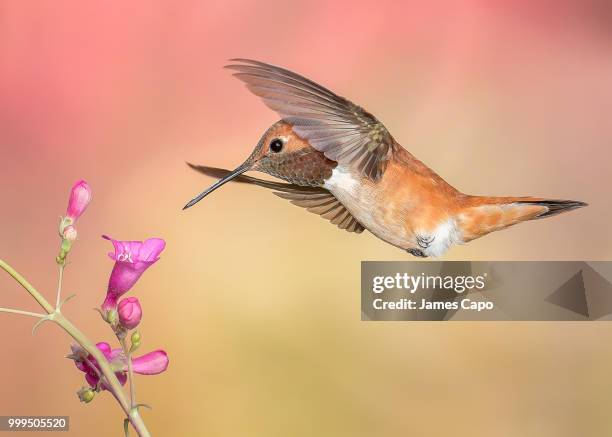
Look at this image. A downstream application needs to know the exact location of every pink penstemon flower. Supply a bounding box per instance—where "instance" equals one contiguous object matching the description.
[72,342,169,390]
[101,235,166,311]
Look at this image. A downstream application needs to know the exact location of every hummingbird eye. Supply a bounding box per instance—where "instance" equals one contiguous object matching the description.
[269,138,284,153]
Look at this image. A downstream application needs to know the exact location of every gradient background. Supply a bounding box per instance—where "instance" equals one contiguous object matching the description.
[1,1,611,436]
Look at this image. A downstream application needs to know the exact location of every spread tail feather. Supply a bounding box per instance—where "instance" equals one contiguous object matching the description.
[518,199,588,219]
[457,196,587,242]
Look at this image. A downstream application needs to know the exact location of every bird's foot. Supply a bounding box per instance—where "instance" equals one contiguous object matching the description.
[407,248,428,258]
[416,234,435,249]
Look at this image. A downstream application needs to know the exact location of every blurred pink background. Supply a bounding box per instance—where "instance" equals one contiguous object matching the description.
[1,1,611,435]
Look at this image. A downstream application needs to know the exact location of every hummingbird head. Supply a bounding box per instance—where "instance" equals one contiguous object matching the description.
[183,120,334,209]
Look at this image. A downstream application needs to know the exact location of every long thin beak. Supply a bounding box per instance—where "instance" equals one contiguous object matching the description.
[183,163,250,210]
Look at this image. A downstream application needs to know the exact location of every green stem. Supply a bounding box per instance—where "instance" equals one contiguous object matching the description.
[0,259,151,437]
[0,259,54,314]
[0,307,45,318]
[55,263,65,309]
[120,337,137,408]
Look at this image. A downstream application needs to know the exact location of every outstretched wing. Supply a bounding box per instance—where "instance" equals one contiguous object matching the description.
[272,190,364,233]
[187,164,365,233]
[225,59,397,181]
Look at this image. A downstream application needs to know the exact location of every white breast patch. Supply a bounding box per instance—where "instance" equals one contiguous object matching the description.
[324,167,359,194]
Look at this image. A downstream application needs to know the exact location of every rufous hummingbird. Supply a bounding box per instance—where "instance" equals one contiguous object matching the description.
[183,59,586,257]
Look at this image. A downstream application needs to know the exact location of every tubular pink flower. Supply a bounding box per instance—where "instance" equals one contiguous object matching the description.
[73,342,127,390]
[72,343,169,390]
[118,297,142,329]
[101,235,166,310]
[66,180,92,222]
[131,350,169,375]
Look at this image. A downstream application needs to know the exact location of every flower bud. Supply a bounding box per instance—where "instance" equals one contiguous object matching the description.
[56,226,76,265]
[66,180,92,222]
[130,330,141,352]
[63,225,78,241]
[105,308,118,326]
[77,387,95,403]
[118,297,142,330]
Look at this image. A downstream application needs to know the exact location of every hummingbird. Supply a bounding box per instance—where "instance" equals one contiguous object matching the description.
[183,59,587,257]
